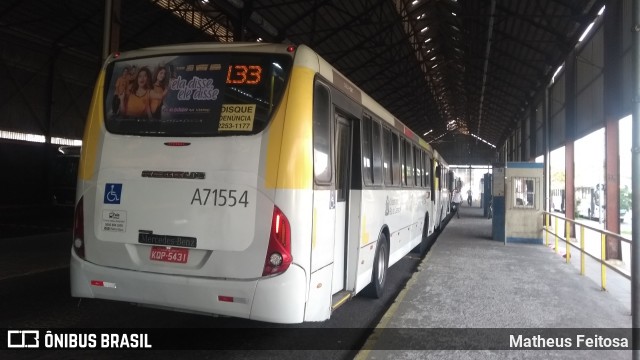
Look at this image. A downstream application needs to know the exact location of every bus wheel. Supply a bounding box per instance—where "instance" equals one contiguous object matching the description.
[365,233,388,299]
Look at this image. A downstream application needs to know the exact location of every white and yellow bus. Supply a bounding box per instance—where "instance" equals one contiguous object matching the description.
[70,43,452,323]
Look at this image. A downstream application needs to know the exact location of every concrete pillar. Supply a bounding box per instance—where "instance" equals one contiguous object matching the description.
[565,141,575,226]
[631,0,640,353]
[603,0,623,260]
[605,119,621,260]
[565,49,577,238]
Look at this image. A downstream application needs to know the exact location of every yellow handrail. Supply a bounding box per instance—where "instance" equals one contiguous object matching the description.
[580,225,585,275]
[565,221,570,263]
[601,233,607,291]
[542,211,631,291]
[545,213,549,247]
[554,216,559,253]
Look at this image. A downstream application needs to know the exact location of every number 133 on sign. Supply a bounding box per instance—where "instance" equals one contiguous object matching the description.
[226,65,262,85]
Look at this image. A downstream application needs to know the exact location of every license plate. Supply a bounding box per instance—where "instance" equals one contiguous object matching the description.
[150,246,189,264]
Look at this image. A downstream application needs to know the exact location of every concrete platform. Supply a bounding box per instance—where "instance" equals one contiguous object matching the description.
[357,205,632,359]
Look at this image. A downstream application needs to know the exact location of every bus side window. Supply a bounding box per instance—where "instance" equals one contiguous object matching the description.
[371,120,383,185]
[429,158,435,198]
[383,128,392,185]
[413,147,420,187]
[400,139,407,186]
[313,82,332,184]
[392,133,400,186]
[404,140,414,187]
[414,146,421,187]
[443,170,447,190]
[362,116,373,185]
[335,113,350,202]
[422,151,431,189]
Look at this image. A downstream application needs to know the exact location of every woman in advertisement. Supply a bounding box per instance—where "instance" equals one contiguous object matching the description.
[112,67,131,114]
[150,65,170,119]
[119,66,153,118]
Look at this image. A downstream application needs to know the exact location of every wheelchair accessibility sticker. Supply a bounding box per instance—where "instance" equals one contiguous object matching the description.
[104,183,122,204]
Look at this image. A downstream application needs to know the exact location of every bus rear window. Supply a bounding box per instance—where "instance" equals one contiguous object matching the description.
[104,52,292,136]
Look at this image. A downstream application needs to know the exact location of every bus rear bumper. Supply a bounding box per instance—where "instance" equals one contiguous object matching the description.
[70,250,307,323]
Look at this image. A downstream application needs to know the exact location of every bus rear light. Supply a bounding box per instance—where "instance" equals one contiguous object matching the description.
[262,206,292,276]
[73,196,86,259]
[90,280,116,288]
[217,295,247,304]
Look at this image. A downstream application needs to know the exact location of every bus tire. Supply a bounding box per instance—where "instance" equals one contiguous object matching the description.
[365,233,388,299]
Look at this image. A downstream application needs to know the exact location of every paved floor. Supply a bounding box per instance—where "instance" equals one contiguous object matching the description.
[356,205,632,359]
[0,205,634,358]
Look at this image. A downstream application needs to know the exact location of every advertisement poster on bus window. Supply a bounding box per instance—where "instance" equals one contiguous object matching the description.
[105,54,229,133]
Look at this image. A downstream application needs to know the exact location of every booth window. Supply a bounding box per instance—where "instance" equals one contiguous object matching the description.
[514,177,536,208]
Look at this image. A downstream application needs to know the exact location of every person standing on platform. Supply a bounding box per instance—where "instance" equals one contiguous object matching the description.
[452,188,463,218]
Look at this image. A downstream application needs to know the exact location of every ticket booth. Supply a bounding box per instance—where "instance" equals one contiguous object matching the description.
[502,162,544,244]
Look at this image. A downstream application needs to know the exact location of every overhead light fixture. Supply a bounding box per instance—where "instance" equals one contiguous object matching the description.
[432,132,446,141]
[421,26,429,33]
[579,22,595,42]
[471,133,496,148]
[412,0,419,5]
[424,38,432,43]
[424,129,433,136]
[552,64,563,83]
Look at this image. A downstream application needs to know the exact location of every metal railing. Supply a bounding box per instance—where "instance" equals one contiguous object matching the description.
[543,211,631,290]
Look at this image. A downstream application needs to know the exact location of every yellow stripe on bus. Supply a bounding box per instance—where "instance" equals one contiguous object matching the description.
[361,215,369,245]
[79,70,106,181]
[265,66,314,189]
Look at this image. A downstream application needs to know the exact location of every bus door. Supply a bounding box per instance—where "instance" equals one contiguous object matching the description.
[332,113,352,294]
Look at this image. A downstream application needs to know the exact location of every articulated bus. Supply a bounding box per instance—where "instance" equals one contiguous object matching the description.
[70,43,452,323]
